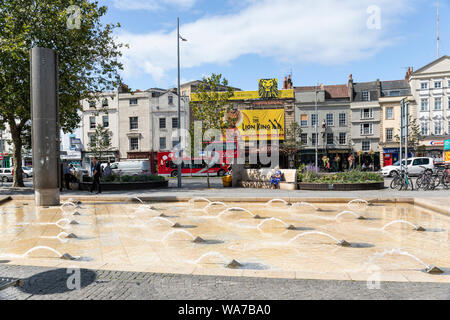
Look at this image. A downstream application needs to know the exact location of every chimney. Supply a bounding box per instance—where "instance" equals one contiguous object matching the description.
[405,67,411,81]
[348,74,354,102]
[283,76,288,90]
[288,75,293,89]
[376,78,381,99]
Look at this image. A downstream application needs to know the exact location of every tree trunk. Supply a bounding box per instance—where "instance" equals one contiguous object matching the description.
[10,125,24,188]
[207,170,210,189]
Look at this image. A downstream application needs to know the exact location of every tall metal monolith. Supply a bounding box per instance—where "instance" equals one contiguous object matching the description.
[31,47,60,206]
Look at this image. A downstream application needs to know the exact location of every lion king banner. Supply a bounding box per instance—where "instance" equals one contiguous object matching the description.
[225,109,285,141]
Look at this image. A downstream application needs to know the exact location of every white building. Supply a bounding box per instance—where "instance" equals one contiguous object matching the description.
[409,55,450,160]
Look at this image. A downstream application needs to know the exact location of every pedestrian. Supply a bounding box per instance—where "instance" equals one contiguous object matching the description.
[104,162,112,178]
[90,157,102,194]
[362,162,367,172]
[64,164,74,190]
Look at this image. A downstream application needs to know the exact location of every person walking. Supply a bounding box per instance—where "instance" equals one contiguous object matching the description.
[90,157,102,194]
[103,162,112,178]
[64,164,74,190]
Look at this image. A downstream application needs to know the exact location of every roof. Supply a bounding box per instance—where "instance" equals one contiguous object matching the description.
[412,55,450,75]
[323,84,348,99]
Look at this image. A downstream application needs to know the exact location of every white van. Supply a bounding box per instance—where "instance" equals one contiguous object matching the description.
[108,160,151,176]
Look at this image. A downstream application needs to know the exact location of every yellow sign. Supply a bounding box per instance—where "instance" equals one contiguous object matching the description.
[224,109,285,141]
[445,151,450,163]
[190,78,294,102]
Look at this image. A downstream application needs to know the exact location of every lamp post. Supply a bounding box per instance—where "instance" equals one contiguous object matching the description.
[177,17,187,188]
[315,84,318,173]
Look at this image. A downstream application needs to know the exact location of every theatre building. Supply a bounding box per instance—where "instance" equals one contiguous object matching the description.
[191,77,295,168]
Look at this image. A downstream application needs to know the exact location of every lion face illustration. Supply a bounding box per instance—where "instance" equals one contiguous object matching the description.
[258,79,279,99]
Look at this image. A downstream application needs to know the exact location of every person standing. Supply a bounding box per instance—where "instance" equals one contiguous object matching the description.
[103,162,112,178]
[64,164,74,190]
[90,157,102,194]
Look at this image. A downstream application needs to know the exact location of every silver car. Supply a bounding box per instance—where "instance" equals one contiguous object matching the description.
[0,168,13,182]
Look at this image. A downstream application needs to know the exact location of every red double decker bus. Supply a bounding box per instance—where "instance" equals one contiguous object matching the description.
[157,141,238,177]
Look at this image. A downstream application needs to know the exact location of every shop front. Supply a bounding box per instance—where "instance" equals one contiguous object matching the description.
[127,151,158,174]
[416,140,446,164]
[382,148,413,167]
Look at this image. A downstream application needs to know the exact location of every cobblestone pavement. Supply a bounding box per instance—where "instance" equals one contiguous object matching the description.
[0,265,449,300]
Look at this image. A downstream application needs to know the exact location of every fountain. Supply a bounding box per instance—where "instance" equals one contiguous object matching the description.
[266,199,290,207]
[162,230,196,242]
[193,236,206,243]
[290,202,321,211]
[288,231,350,246]
[369,249,443,274]
[20,246,76,260]
[381,220,426,232]
[194,252,230,264]
[335,211,366,220]
[217,207,256,218]
[149,217,173,226]
[203,202,228,211]
[256,218,296,231]
[189,197,211,207]
[348,199,370,210]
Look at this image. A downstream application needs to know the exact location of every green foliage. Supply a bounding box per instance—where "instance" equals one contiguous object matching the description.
[280,122,303,155]
[298,169,383,184]
[0,0,125,186]
[88,125,112,158]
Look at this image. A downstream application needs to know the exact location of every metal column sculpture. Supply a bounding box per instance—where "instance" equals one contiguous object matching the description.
[30,47,61,206]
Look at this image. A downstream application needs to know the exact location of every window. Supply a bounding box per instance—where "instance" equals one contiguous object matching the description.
[421,82,428,90]
[389,91,400,97]
[172,117,179,129]
[361,91,370,101]
[338,113,346,126]
[362,141,371,152]
[102,99,108,107]
[360,108,373,119]
[386,128,393,141]
[129,117,138,130]
[160,137,166,149]
[301,133,308,144]
[448,97,450,109]
[421,99,429,111]
[168,96,173,104]
[434,97,442,110]
[421,121,429,136]
[102,115,109,128]
[422,158,430,165]
[311,133,317,146]
[159,118,166,129]
[89,101,96,108]
[326,114,334,126]
[300,114,308,127]
[386,107,393,120]
[172,137,180,149]
[412,159,422,166]
[326,133,334,145]
[448,121,450,134]
[434,121,442,135]
[339,132,346,145]
[360,123,373,135]
[311,114,318,126]
[89,116,96,129]
[434,81,442,89]
[129,137,139,150]
[130,98,138,105]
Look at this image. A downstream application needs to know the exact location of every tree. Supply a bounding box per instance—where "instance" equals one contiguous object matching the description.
[0,0,125,187]
[190,73,234,188]
[279,122,303,168]
[394,116,424,153]
[87,125,112,160]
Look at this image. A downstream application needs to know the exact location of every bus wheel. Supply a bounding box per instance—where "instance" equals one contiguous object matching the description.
[217,169,226,177]
[171,170,178,177]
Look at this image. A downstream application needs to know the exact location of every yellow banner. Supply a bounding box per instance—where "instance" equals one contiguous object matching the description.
[224,109,284,141]
[445,151,450,163]
[191,89,294,102]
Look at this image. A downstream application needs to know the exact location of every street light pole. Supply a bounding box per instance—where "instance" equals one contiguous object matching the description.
[177,17,182,188]
[315,84,318,173]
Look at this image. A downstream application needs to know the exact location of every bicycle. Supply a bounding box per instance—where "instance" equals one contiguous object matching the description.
[390,169,414,191]
[416,166,439,190]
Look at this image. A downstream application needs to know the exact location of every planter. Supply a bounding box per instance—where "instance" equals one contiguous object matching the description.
[79,180,168,191]
[298,181,384,191]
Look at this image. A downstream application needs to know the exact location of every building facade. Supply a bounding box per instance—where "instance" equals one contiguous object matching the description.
[295,83,352,171]
[408,55,450,162]
[378,80,414,167]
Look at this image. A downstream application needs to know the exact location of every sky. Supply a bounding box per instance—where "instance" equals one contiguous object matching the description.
[98,0,450,91]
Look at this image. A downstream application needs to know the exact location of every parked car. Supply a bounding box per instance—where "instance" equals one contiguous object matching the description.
[22,166,33,178]
[109,160,151,176]
[0,168,13,182]
[381,157,435,177]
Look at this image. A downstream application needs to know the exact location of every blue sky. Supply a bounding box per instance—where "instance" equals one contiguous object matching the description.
[98,0,449,91]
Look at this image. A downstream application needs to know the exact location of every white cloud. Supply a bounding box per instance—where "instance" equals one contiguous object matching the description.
[117,0,414,82]
[111,0,197,11]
